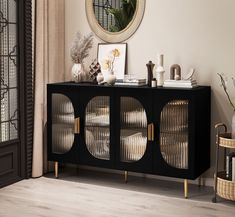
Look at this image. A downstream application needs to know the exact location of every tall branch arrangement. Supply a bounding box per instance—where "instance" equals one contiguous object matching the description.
[70,32,94,64]
[218,73,235,110]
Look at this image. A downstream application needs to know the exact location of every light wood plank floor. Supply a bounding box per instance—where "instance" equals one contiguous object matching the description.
[0,168,234,217]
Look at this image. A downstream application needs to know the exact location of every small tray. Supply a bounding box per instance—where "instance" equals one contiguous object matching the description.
[219,133,235,148]
[217,171,235,201]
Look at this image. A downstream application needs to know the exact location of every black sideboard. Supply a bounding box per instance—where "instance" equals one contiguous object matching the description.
[47,82,211,198]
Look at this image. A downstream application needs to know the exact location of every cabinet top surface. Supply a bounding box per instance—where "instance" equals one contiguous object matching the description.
[48,82,210,91]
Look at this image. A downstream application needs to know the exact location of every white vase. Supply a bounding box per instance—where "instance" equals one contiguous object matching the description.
[232,110,235,139]
[71,63,85,82]
[156,69,165,86]
[156,54,165,86]
[104,70,116,85]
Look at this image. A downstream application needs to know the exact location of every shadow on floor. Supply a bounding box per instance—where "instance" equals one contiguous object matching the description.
[44,165,234,206]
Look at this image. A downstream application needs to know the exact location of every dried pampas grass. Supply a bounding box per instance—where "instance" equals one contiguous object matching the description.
[70,32,94,64]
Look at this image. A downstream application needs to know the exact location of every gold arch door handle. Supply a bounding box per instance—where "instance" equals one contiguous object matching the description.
[74,117,80,134]
[148,124,152,141]
[151,123,154,141]
[148,123,154,141]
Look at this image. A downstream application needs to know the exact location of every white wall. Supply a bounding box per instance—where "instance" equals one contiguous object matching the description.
[65,0,235,178]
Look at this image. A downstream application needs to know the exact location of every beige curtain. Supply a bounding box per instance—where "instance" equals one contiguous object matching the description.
[32,0,65,177]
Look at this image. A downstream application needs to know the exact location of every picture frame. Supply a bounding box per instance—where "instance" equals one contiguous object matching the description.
[98,43,127,80]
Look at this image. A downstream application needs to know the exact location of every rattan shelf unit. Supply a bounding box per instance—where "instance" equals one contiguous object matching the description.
[213,124,235,202]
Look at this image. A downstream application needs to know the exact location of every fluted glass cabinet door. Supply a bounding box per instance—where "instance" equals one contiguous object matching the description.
[51,94,75,154]
[85,96,110,160]
[160,100,189,169]
[120,97,147,162]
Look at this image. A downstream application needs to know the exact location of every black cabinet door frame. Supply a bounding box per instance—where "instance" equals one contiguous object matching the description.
[47,85,80,164]
[77,86,116,169]
[152,90,196,179]
[114,87,153,173]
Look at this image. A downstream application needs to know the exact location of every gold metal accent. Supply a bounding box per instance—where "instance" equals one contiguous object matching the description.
[77,117,80,134]
[74,117,80,134]
[184,179,188,199]
[148,124,151,141]
[125,171,128,183]
[148,124,154,141]
[151,123,154,141]
[74,119,77,134]
[55,162,58,179]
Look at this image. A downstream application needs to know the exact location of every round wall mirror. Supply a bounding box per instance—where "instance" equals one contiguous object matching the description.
[86,0,146,43]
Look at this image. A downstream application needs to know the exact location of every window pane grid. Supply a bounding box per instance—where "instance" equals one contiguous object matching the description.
[0,0,18,143]
[93,0,121,31]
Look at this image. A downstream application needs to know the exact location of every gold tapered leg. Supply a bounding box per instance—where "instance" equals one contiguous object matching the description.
[184,179,188,199]
[55,162,58,179]
[125,171,128,183]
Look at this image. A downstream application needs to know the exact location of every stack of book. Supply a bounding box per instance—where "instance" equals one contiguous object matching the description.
[115,78,146,86]
[163,79,198,88]
[226,152,235,181]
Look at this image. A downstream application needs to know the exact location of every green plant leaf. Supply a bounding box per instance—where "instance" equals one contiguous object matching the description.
[106,0,137,32]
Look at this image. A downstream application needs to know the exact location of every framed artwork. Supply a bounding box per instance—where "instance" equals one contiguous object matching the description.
[98,43,127,80]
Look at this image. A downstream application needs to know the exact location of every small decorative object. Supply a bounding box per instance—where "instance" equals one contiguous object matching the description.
[151,78,157,87]
[164,67,197,88]
[218,73,235,138]
[98,43,127,84]
[70,32,94,82]
[89,60,101,82]
[170,64,181,80]
[146,61,155,87]
[96,72,104,84]
[156,54,165,86]
[183,68,195,80]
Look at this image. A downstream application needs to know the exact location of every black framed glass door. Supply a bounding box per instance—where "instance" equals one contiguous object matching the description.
[152,90,194,179]
[0,0,33,187]
[0,0,18,143]
[115,88,153,173]
[78,86,115,168]
[0,0,20,187]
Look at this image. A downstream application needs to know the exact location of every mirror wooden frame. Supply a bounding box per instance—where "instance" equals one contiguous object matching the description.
[86,0,146,43]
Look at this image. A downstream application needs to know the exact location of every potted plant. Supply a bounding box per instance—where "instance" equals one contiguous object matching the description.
[70,32,93,82]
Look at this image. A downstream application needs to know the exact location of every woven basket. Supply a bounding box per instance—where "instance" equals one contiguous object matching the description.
[219,133,235,148]
[217,172,235,201]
